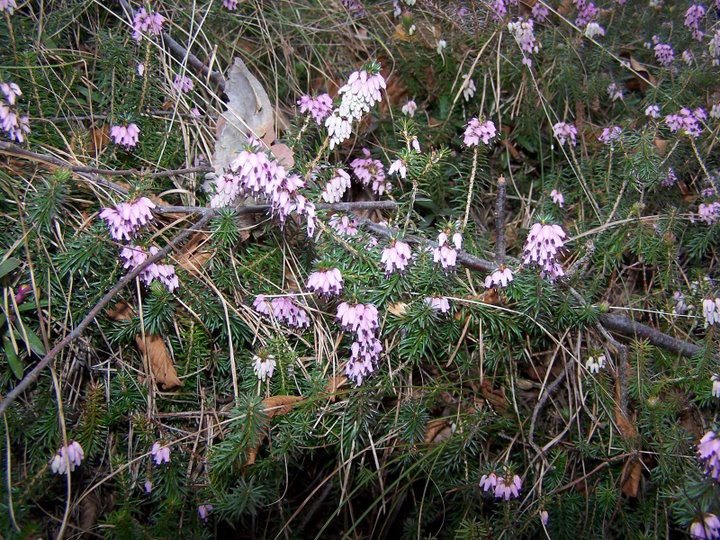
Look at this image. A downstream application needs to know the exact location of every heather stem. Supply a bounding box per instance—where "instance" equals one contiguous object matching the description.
[495,175,507,264]
[462,146,479,230]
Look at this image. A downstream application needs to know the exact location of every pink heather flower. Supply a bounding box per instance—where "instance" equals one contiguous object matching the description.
[682,49,694,65]
[550,189,564,207]
[712,374,720,398]
[0,102,30,143]
[341,0,366,17]
[684,4,706,41]
[479,472,498,492]
[665,108,705,138]
[574,0,598,26]
[173,74,193,94]
[265,297,310,328]
[433,232,458,270]
[0,82,21,105]
[143,247,179,292]
[0,0,17,14]
[325,110,353,150]
[698,202,720,224]
[584,22,605,39]
[381,240,412,275]
[660,168,677,187]
[424,296,451,313]
[709,29,720,66]
[337,67,386,120]
[110,123,140,148]
[553,122,577,146]
[347,336,382,383]
[120,245,148,270]
[598,126,622,144]
[410,136,421,152]
[253,352,276,382]
[697,430,720,481]
[351,149,391,195]
[298,93,333,125]
[522,222,567,278]
[654,43,674,67]
[150,442,171,466]
[507,18,539,66]
[586,354,606,374]
[223,0,238,9]
[144,479,153,493]
[490,0,507,21]
[50,441,84,475]
[253,295,272,316]
[461,76,476,101]
[306,268,343,297]
[485,266,514,288]
[691,514,720,539]
[337,301,382,385]
[702,298,720,327]
[336,302,379,337]
[673,291,689,315]
[494,474,522,500]
[14,284,32,305]
[322,168,351,203]
[329,214,358,236]
[100,197,156,241]
[464,118,497,146]
[401,99,417,117]
[132,8,165,42]
[190,107,201,119]
[198,504,214,522]
[645,104,660,118]
[607,83,623,102]
[540,510,549,526]
[532,3,549,21]
[388,159,407,179]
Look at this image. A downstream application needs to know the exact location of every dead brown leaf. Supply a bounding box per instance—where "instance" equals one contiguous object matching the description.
[424,418,452,445]
[262,395,305,419]
[387,302,408,317]
[480,380,508,412]
[270,143,294,168]
[622,54,656,92]
[621,457,642,497]
[175,231,215,275]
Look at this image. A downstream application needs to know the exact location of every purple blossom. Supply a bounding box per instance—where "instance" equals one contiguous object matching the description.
[256,296,311,329]
[50,441,84,475]
[665,108,705,138]
[532,3,549,22]
[682,49,694,65]
[14,284,31,305]
[151,442,171,466]
[306,268,344,297]
[223,0,238,9]
[490,0,507,21]
[337,302,379,337]
[120,245,179,293]
[0,97,30,143]
[110,123,140,148]
[574,0,598,26]
[698,202,720,224]
[132,8,165,42]
[173,74,193,94]
[691,514,720,539]
[660,168,677,187]
[553,122,577,146]
[424,296,451,313]
[351,149,391,195]
[337,302,382,385]
[479,472,497,492]
[550,189,564,207]
[540,510,549,526]
[654,43,674,66]
[100,197,155,241]
[645,104,660,118]
[298,93,333,125]
[702,298,720,327]
[381,240,412,275]
[328,214,358,236]
[198,504,214,522]
[684,4,706,41]
[0,82,21,105]
[522,222,567,279]
[697,430,720,480]
[144,479,153,493]
[485,266,514,288]
[507,18,539,66]
[401,99,417,117]
[463,118,497,146]
[0,0,17,14]
[598,126,622,144]
[494,474,522,500]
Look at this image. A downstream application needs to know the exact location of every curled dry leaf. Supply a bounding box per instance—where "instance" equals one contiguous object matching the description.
[387,302,408,317]
[621,456,642,497]
[480,380,509,412]
[107,302,182,390]
[175,231,215,275]
[244,395,305,467]
[269,142,294,169]
[325,375,348,401]
[424,418,452,445]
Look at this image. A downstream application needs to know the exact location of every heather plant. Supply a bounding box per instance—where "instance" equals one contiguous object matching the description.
[1,0,720,538]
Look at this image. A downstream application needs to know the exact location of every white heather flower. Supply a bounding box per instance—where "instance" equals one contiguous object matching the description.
[388,159,407,179]
[586,355,606,374]
[424,296,451,313]
[703,298,720,327]
[325,111,353,150]
[461,75,476,101]
[381,240,412,275]
[321,168,351,203]
[410,136,421,152]
[507,18,539,66]
[712,374,720,398]
[711,104,720,120]
[402,99,417,117]
[408,24,416,35]
[433,232,458,270]
[50,441,84,475]
[550,189,564,207]
[645,104,660,118]
[253,353,277,382]
[607,82,623,101]
[484,266,514,288]
[584,22,605,39]
[436,39,448,55]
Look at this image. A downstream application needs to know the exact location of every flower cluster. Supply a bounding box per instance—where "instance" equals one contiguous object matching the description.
[0,81,30,143]
[586,354,606,374]
[433,230,462,270]
[210,141,316,237]
[684,4,705,41]
[479,472,522,500]
[253,295,310,329]
[532,3,549,22]
[691,514,720,539]
[297,93,333,125]
[490,0,507,21]
[522,221,566,279]
[401,99,417,117]
[328,214,359,236]
[424,296,450,313]
[341,0,366,17]
[660,167,677,187]
[665,108,706,138]
[0,0,17,14]
[253,351,277,382]
[198,504,214,522]
[461,75,476,101]
[598,126,622,144]
[381,240,412,275]
[110,123,140,148]
[337,302,382,385]
[151,442,171,465]
[132,8,165,42]
[223,0,238,9]
[607,82,623,102]
[552,122,578,146]
[325,64,386,149]
[698,202,720,224]
[321,168,351,203]
[673,291,690,315]
[645,104,660,118]
[306,268,344,297]
[584,22,605,39]
[697,430,720,481]
[120,245,179,292]
[574,0,599,26]
[100,197,155,241]
[351,148,391,195]
[710,29,720,66]
[50,441,84,475]
[702,298,720,327]
[654,43,674,66]
[507,18,539,66]
[173,74,193,94]
[485,266,514,289]
[463,118,497,146]
[550,189,564,207]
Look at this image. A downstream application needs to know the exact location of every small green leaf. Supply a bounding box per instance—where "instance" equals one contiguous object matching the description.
[13,317,46,356]
[0,258,20,280]
[3,335,23,379]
